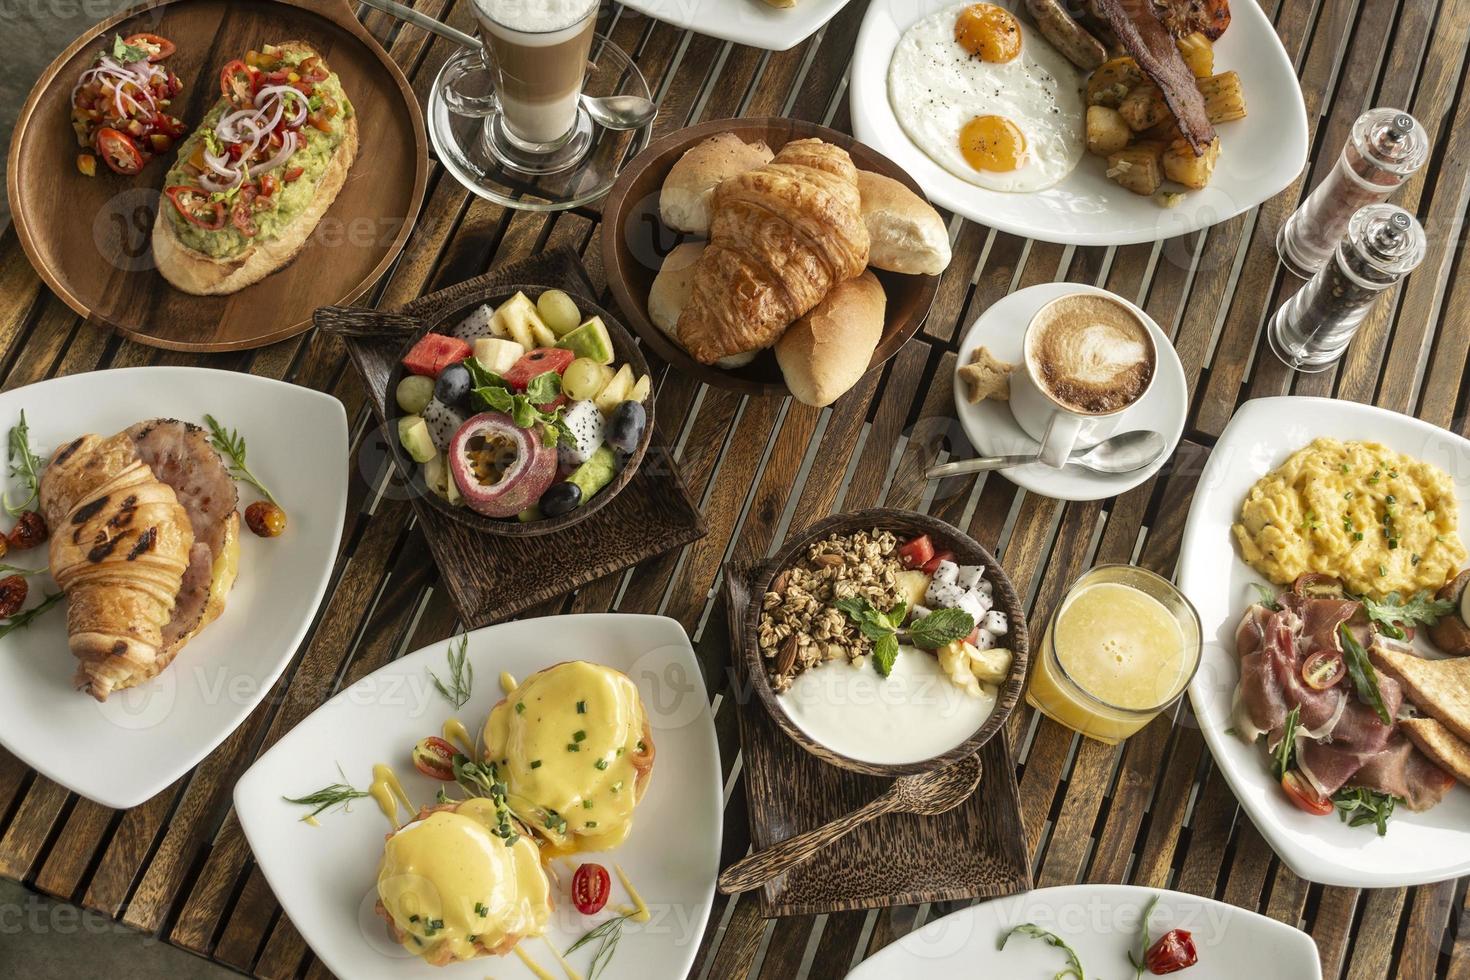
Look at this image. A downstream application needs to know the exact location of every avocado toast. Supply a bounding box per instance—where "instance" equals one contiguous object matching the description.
[153,41,358,295]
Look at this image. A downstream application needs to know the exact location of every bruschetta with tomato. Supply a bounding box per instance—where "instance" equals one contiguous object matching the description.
[152,41,358,295]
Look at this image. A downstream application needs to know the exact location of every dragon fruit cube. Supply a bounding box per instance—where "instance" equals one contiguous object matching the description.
[909,604,932,621]
[452,304,497,342]
[981,610,1008,636]
[971,629,996,651]
[954,564,984,590]
[974,577,993,595]
[955,589,992,622]
[926,578,966,609]
[930,559,959,586]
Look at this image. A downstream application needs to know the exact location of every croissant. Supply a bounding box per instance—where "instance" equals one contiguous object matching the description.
[40,421,240,701]
[676,138,870,364]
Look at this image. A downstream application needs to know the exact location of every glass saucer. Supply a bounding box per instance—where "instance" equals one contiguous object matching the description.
[428,33,653,212]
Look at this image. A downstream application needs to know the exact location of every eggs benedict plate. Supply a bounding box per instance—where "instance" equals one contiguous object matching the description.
[232,614,721,978]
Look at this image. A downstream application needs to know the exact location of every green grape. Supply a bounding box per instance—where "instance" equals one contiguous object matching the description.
[561,357,613,401]
[395,375,435,414]
[536,289,582,336]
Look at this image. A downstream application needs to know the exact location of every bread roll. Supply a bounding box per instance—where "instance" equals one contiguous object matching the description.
[857,171,951,276]
[648,243,756,369]
[659,133,774,235]
[776,270,886,407]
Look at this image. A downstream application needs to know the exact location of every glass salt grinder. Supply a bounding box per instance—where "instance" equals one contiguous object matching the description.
[1277,109,1428,279]
[1268,204,1425,373]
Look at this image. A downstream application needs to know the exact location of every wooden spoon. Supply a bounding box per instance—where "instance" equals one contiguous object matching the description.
[717,754,984,894]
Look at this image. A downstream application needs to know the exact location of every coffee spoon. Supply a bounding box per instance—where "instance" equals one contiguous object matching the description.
[716,755,983,894]
[926,428,1167,480]
[358,0,659,130]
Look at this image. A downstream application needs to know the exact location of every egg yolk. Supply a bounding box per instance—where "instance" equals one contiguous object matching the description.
[959,115,1027,172]
[954,3,1022,63]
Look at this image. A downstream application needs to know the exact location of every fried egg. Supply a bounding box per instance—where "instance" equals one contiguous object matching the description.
[888,2,1085,193]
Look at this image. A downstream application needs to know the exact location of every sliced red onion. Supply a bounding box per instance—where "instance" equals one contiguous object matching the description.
[216,108,263,142]
[253,131,298,173]
[197,169,242,193]
[256,85,310,127]
[201,148,238,178]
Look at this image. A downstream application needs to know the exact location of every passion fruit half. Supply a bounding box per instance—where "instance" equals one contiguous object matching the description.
[448,412,557,519]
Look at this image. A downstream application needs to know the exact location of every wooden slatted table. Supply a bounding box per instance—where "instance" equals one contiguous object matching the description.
[1,1,1467,977]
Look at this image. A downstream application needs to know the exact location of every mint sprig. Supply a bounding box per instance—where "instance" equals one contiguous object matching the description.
[833,595,975,677]
[465,357,572,447]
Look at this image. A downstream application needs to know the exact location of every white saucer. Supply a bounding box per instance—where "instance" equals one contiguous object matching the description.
[951,282,1186,502]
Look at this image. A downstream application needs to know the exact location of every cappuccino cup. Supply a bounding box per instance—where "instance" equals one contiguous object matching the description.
[1010,292,1157,468]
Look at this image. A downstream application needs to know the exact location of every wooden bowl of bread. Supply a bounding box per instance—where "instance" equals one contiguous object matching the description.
[600,117,949,406]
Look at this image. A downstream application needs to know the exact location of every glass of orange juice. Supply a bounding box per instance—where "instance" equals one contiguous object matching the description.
[1026,564,1201,744]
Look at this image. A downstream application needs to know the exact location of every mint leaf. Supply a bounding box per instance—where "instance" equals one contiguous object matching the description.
[884,601,908,630]
[473,385,514,414]
[871,633,898,677]
[510,396,539,429]
[908,607,975,649]
[523,370,562,406]
[465,357,508,392]
[834,596,872,619]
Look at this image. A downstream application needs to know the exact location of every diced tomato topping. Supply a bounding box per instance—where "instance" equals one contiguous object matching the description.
[1144,928,1198,974]
[897,534,936,570]
[1281,770,1333,816]
[921,549,956,575]
[76,153,97,177]
[282,166,305,183]
[258,173,278,198]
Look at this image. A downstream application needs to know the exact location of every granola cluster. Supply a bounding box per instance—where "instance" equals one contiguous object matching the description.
[758,529,904,692]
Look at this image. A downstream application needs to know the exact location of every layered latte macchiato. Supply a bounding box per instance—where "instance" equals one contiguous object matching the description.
[473,0,598,145]
[1025,294,1156,416]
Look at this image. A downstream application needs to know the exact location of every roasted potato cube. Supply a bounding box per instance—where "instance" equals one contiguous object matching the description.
[1197,71,1247,124]
[1163,136,1221,189]
[1087,56,1145,107]
[1119,83,1171,132]
[1143,118,1185,144]
[1176,32,1214,77]
[1086,106,1133,155]
[1106,144,1164,196]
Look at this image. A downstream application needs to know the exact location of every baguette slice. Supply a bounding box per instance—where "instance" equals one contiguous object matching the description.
[153,42,359,296]
[1372,645,1470,745]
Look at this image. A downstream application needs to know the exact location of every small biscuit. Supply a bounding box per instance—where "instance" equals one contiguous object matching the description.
[958,346,1013,403]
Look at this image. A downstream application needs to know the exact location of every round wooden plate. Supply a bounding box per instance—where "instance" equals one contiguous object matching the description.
[600,117,941,397]
[742,509,1030,778]
[6,0,427,352]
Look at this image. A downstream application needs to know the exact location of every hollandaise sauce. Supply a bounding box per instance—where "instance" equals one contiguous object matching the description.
[514,946,556,980]
[443,717,475,757]
[483,661,653,854]
[500,671,518,695]
[377,798,551,963]
[370,763,413,828]
[613,864,650,923]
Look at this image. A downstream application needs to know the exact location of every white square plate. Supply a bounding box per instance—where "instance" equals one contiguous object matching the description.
[234,613,722,979]
[846,883,1320,978]
[1179,396,1470,888]
[850,0,1308,245]
[0,367,347,810]
[618,0,853,50]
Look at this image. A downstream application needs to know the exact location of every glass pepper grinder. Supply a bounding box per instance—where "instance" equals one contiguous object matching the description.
[1277,108,1428,278]
[1267,204,1425,372]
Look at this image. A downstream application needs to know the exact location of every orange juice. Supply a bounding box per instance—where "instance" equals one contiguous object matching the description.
[1026,565,1200,743]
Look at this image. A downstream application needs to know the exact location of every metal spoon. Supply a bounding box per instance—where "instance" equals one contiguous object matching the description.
[926,429,1167,480]
[358,0,658,130]
[716,755,983,894]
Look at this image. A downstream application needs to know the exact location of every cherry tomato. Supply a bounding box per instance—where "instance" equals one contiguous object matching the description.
[1281,770,1333,816]
[282,166,305,183]
[571,863,611,915]
[219,59,254,105]
[1144,928,1198,974]
[1301,649,1345,690]
[411,736,457,780]
[232,199,258,237]
[921,549,956,575]
[165,186,226,230]
[296,55,330,83]
[245,500,287,538]
[94,128,144,175]
[0,575,27,619]
[124,33,176,61]
[897,534,935,570]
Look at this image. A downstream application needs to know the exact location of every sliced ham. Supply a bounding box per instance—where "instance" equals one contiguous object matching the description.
[1296,671,1401,798]
[1233,605,1345,742]
[1347,731,1457,812]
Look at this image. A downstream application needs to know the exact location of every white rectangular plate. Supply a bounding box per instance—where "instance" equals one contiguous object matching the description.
[1180,396,1470,888]
[234,613,722,979]
[618,0,852,51]
[850,0,1308,245]
[846,883,1321,978]
[0,367,347,809]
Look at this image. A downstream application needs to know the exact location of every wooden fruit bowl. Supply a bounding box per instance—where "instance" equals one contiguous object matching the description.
[742,508,1029,777]
[599,117,941,397]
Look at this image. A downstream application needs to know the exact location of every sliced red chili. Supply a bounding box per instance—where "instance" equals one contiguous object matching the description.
[571,863,611,915]
[165,186,225,230]
[94,128,144,175]
[219,59,254,105]
[123,33,176,61]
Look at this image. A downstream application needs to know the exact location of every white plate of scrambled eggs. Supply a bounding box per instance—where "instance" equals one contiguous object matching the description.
[850,0,1307,245]
[1179,397,1470,888]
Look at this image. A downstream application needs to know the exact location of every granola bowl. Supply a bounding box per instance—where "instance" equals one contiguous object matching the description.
[743,508,1029,777]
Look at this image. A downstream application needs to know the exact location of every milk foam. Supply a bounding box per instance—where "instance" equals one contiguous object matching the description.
[1027,294,1154,415]
[1059,323,1150,384]
[474,0,596,45]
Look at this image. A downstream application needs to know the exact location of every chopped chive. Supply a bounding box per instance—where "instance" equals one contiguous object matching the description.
[594,759,609,771]
[576,700,587,714]
[573,730,586,742]
[585,820,598,828]
[515,702,525,714]
[583,799,594,809]
[566,743,580,752]
[530,759,542,769]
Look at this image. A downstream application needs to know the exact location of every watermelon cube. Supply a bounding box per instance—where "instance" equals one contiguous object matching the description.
[403,333,472,378]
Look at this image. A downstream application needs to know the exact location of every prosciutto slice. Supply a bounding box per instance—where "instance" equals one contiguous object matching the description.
[1232,604,1345,742]
[1348,731,1457,812]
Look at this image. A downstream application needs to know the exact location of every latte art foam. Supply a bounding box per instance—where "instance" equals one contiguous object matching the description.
[1028,295,1155,415]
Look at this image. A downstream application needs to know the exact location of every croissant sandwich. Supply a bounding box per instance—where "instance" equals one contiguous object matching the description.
[39,420,241,701]
[676,138,870,364]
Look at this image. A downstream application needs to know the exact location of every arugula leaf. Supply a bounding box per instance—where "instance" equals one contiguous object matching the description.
[1332,786,1399,836]
[1271,705,1301,780]
[1127,894,1159,979]
[871,633,899,677]
[997,923,1084,980]
[1250,582,1282,611]
[4,411,43,518]
[1338,624,1390,725]
[908,607,975,650]
[111,34,151,64]
[1360,590,1455,637]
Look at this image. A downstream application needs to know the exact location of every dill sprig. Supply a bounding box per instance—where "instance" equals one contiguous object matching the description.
[0,592,64,639]
[204,414,278,505]
[283,764,369,820]
[4,411,44,517]
[566,912,634,979]
[428,633,473,708]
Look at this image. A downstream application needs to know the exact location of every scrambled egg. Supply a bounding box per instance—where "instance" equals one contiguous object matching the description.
[1233,438,1465,597]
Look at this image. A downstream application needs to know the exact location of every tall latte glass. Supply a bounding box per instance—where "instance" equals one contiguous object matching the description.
[473,0,597,147]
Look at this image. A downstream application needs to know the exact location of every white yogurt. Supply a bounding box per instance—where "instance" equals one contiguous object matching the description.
[778,646,996,765]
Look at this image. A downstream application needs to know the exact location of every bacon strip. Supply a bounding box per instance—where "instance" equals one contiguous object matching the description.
[1092,0,1216,153]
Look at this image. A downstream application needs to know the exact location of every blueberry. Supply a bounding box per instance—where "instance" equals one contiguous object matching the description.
[539,481,582,517]
[434,363,473,410]
[605,401,646,455]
